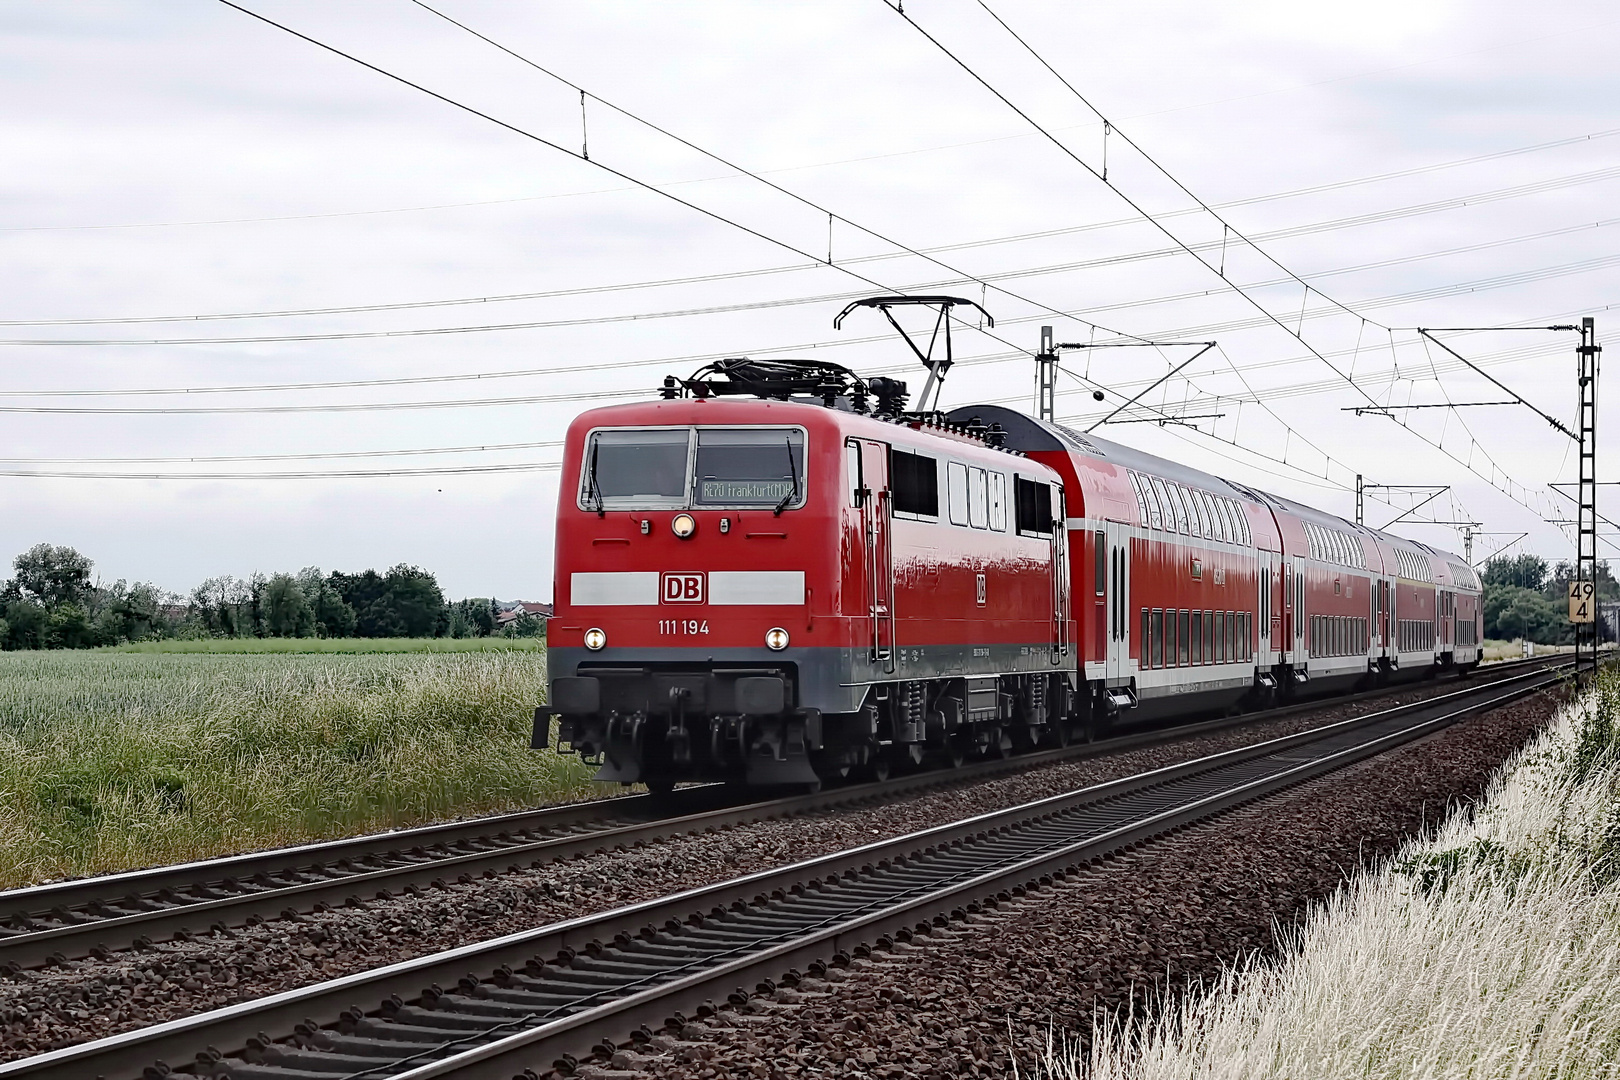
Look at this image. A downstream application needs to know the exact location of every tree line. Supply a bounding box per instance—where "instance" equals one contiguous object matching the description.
[1481,553,1617,644]
[0,544,539,650]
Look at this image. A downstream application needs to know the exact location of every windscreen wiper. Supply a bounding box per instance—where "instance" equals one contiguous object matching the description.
[587,439,605,518]
[773,437,799,517]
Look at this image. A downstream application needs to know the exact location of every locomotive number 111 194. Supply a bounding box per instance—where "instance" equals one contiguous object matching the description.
[659,619,710,635]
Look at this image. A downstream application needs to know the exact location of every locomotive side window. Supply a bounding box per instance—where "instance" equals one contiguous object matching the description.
[1014,477,1054,536]
[847,443,863,507]
[947,463,970,526]
[694,428,805,507]
[890,449,939,518]
[968,467,989,529]
[582,428,691,508]
[988,473,1007,531]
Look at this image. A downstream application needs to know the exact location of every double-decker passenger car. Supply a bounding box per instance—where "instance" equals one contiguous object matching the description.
[540,345,1481,792]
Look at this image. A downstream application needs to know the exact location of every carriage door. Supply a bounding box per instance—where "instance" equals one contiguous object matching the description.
[1104,520,1132,681]
[1295,563,1307,662]
[1049,485,1069,663]
[1377,579,1390,653]
[1281,562,1294,664]
[848,438,895,672]
[1256,551,1274,668]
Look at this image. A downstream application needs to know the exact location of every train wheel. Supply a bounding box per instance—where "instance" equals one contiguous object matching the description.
[858,756,891,783]
[1048,720,1072,748]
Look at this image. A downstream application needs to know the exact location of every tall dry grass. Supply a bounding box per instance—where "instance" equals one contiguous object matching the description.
[1037,666,1620,1080]
[0,648,596,888]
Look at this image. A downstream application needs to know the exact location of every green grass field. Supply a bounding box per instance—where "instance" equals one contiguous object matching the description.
[0,643,596,889]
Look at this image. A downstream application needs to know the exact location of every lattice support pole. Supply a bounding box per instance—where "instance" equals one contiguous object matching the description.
[1577,317,1602,676]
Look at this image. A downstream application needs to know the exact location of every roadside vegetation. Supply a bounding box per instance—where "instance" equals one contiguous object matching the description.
[1047,666,1620,1080]
[0,647,593,889]
[102,637,544,654]
[0,542,546,651]
[1481,552,1617,646]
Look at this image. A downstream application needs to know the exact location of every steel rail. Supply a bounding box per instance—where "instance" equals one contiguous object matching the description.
[0,653,1563,972]
[0,663,1565,1080]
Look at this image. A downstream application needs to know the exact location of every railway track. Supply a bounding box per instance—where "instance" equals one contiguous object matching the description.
[0,662,1566,1080]
[0,655,1565,975]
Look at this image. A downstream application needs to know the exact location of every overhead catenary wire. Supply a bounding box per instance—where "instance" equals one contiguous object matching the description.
[9,162,1615,332]
[890,0,1574,524]
[211,1,1223,433]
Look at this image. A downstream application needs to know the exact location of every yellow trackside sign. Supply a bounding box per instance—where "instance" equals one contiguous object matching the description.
[1569,580,1596,623]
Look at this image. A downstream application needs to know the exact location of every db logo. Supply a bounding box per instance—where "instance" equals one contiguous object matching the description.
[661,572,705,604]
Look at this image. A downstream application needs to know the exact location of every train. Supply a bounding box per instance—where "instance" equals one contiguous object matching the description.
[535,321,1482,792]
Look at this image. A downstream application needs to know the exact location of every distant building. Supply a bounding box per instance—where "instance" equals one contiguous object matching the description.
[495,601,552,627]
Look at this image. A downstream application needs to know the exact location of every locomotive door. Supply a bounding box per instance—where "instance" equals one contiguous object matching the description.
[848,438,895,672]
[1104,520,1131,681]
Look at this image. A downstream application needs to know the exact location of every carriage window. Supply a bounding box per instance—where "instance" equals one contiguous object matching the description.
[1205,493,1227,543]
[1015,476,1054,536]
[989,473,1007,531]
[1168,483,1192,535]
[968,467,989,529]
[1149,477,1172,532]
[1193,491,1214,540]
[947,462,970,526]
[1178,610,1191,665]
[1151,609,1164,668]
[1094,532,1107,595]
[1178,486,1202,537]
[1130,473,1149,525]
[1203,611,1215,663]
[582,428,691,508]
[890,448,939,517]
[1143,476,1165,531]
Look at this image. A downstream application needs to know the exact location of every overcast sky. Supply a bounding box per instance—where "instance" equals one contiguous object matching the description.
[2,0,1616,600]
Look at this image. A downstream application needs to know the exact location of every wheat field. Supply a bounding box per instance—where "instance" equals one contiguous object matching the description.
[1047,668,1620,1080]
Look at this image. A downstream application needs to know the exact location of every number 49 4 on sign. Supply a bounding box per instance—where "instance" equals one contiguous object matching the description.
[1569,580,1596,624]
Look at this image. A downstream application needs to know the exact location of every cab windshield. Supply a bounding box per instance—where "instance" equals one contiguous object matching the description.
[581,426,805,510]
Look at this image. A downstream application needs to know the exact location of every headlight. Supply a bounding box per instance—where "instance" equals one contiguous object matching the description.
[671,513,697,539]
[583,627,607,651]
[765,627,790,651]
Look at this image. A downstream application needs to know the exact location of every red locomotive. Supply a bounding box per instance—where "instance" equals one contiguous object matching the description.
[538,299,1482,790]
